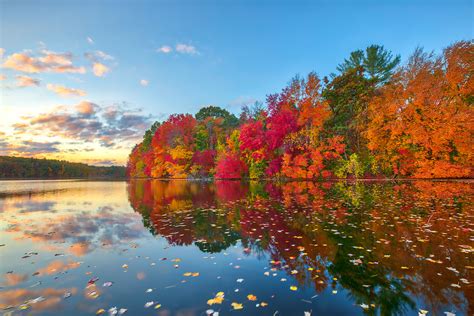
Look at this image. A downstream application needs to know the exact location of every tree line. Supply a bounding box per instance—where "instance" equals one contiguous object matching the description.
[0,156,125,179]
[127,41,473,179]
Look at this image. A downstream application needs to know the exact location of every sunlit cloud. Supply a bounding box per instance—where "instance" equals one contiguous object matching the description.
[47,83,86,97]
[92,62,109,77]
[3,49,86,74]
[15,75,40,87]
[0,48,5,58]
[11,101,152,149]
[140,79,149,86]
[84,50,113,76]
[0,74,6,80]
[0,140,62,156]
[176,43,198,55]
[87,36,94,44]
[157,45,172,53]
[75,101,97,115]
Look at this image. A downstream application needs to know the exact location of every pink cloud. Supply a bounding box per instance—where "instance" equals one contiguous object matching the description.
[3,50,86,74]
[47,83,86,97]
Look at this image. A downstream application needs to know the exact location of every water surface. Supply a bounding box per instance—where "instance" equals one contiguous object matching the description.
[0,179,472,315]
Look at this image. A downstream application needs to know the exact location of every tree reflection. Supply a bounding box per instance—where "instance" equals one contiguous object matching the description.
[128,179,473,315]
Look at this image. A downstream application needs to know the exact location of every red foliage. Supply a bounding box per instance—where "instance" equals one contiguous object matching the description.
[215,154,248,179]
[192,150,216,176]
[265,157,282,176]
[266,109,298,151]
[239,120,266,152]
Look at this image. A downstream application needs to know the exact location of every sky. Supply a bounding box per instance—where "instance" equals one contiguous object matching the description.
[0,0,472,166]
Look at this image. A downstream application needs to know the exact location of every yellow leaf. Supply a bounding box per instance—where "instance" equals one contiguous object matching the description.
[207,292,225,305]
[247,294,257,301]
[96,309,105,315]
[290,286,298,291]
[231,302,243,310]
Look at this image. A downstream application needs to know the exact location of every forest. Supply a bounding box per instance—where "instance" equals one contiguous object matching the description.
[0,156,126,179]
[127,41,473,179]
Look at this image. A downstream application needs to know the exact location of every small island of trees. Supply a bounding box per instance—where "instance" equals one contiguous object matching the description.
[127,41,473,179]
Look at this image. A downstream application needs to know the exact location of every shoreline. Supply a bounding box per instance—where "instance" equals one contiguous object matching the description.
[1,177,472,182]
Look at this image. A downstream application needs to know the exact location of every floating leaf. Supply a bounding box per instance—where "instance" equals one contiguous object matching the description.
[231,302,243,310]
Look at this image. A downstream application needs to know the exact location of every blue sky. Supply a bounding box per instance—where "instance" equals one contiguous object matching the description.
[0,0,472,165]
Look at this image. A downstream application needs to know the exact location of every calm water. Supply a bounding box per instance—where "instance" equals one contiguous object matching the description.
[0,180,473,316]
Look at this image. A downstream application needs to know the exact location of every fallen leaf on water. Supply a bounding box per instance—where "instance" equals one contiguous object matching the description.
[247,294,257,301]
[290,286,298,291]
[207,292,225,305]
[260,302,268,307]
[231,302,243,310]
[144,301,154,308]
[96,309,105,315]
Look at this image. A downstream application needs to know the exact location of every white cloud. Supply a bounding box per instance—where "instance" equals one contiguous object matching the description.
[176,44,198,55]
[0,48,5,59]
[157,45,172,54]
[87,37,94,45]
[140,79,149,86]
[85,50,114,61]
[92,62,109,77]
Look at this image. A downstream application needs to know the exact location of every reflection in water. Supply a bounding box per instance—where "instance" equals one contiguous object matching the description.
[128,180,473,315]
[0,179,472,315]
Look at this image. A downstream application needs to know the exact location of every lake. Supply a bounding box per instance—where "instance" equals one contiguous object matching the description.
[0,179,472,316]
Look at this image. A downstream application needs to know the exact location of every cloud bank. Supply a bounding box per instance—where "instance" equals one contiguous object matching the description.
[13,101,152,149]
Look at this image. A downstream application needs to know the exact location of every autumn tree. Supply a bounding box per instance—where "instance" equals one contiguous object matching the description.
[366,41,473,178]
